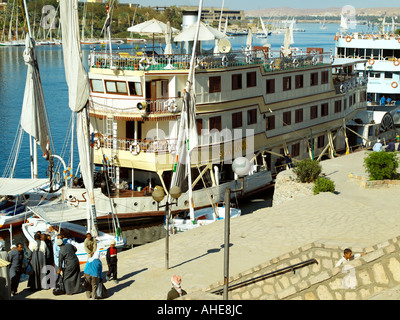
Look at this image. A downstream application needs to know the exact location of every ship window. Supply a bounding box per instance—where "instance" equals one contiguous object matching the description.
[295,75,303,89]
[247,109,257,125]
[385,72,393,79]
[266,79,275,94]
[295,109,303,123]
[310,73,319,86]
[266,115,275,131]
[320,103,329,116]
[196,119,203,135]
[395,50,400,59]
[372,49,379,59]
[283,76,291,91]
[246,71,257,88]
[128,81,143,96]
[232,74,242,90]
[232,112,242,128]
[310,105,318,119]
[105,80,128,95]
[334,100,341,113]
[209,76,221,93]
[365,49,372,58]
[209,116,222,131]
[317,135,325,148]
[291,142,300,157]
[360,91,367,103]
[283,111,291,126]
[90,79,104,93]
[321,71,329,84]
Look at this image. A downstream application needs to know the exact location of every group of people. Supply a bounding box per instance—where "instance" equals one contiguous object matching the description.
[0,230,119,300]
[372,139,400,152]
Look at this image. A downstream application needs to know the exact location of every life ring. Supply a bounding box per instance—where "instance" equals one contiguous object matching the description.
[312,56,318,65]
[292,58,299,68]
[167,99,178,112]
[392,81,398,88]
[368,58,375,65]
[246,54,252,64]
[93,138,100,150]
[340,84,345,93]
[345,36,352,42]
[398,38,400,44]
[96,61,101,68]
[129,142,141,155]
[221,55,228,67]
[394,59,400,66]
[139,57,150,70]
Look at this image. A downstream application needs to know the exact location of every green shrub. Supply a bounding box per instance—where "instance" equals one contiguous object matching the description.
[293,159,322,183]
[363,151,399,180]
[313,177,335,195]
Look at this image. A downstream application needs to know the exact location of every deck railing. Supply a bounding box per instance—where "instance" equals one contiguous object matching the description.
[94,134,177,154]
[88,49,333,72]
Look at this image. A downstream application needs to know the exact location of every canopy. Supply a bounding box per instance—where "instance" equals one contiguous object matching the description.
[0,178,48,196]
[127,18,178,34]
[174,21,226,42]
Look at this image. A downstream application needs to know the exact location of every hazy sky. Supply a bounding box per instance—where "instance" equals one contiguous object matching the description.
[119,0,398,11]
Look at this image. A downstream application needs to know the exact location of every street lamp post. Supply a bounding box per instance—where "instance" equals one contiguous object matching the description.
[152,185,182,270]
[223,157,251,300]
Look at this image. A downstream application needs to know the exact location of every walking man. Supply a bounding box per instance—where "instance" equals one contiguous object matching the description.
[106,239,118,283]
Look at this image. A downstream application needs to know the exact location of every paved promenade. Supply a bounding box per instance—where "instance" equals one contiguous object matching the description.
[12,149,400,300]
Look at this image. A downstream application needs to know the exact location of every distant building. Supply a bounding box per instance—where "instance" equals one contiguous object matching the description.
[180,6,244,24]
[87,0,103,3]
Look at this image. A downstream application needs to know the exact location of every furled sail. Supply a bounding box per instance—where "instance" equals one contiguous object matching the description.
[20,34,51,159]
[59,0,97,235]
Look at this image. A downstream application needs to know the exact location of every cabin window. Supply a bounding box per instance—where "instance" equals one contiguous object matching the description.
[310,73,319,86]
[247,109,257,125]
[295,75,303,89]
[318,135,325,148]
[266,115,275,131]
[321,71,329,84]
[310,105,318,119]
[266,79,275,94]
[334,100,342,113]
[320,103,329,116]
[246,71,257,88]
[232,112,242,128]
[209,116,222,131]
[232,74,242,90]
[360,91,367,103]
[128,81,143,96]
[209,76,221,93]
[196,119,203,135]
[90,79,104,93]
[291,142,300,157]
[283,76,291,91]
[105,80,128,95]
[283,111,291,126]
[295,109,303,123]
[385,72,393,79]
[343,99,347,110]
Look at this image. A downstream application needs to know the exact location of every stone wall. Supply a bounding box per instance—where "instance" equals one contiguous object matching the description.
[202,236,400,300]
[272,169,314,206]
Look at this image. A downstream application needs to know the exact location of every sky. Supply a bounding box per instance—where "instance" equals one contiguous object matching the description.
[118,0,399,11]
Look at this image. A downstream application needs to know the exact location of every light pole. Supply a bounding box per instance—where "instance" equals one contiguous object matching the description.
[223,157,251,300]
[152,185,182,270]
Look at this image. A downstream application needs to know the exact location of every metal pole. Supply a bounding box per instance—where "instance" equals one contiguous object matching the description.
[165,201,170,270]
[223,187,231,300]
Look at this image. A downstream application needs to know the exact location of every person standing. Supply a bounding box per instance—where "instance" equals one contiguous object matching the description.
[106,239,118,283]
[27,233,48,290]
[83,249,102,299]
[372,139,383,152]
[56,239,81,295]
[8,242,24,296]
[84,233,97,260]
[0,240,11,300]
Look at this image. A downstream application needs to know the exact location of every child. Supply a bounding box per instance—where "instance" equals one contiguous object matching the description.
[106,239,118,283]
[335,248,366,268]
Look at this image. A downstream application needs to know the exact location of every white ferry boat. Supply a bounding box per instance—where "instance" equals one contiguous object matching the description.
[63,11,369,224]
[334,30,399,145]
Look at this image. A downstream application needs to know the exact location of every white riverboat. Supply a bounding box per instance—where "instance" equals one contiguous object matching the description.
[62,9,369,224]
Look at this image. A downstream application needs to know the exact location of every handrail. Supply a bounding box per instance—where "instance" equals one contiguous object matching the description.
[210,258,318,295]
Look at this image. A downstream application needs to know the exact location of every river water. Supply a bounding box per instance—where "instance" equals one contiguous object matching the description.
[0,22,371,246]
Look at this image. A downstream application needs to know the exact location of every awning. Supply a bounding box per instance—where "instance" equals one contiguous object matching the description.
[0,178,49,196]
